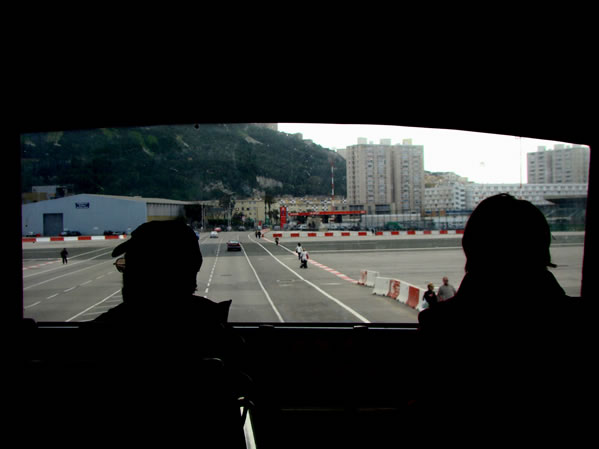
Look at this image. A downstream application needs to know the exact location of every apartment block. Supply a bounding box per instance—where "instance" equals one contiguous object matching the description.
[527,144,590,184]
[233,197,266,223]
[346,139,424,214]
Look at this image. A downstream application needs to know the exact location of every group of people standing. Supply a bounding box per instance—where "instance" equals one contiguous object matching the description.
[423,276,456,308]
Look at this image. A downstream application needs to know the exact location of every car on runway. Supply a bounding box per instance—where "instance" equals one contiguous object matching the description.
[227,240,241,251]
[103,230,125,236]
[210,231,219,238]
[59,230,81,236]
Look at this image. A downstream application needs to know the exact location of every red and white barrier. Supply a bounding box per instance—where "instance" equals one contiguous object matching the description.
[372,276,393,296]
[270,230,463,239]
[387,279,401,300]
[367,273,427,311]
[357,270,379,287]
[22,235,127,243]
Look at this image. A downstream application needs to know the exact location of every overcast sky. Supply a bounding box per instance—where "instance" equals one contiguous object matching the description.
[277,123,583,184]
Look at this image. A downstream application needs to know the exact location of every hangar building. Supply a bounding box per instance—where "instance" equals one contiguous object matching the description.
[22,194,198,236]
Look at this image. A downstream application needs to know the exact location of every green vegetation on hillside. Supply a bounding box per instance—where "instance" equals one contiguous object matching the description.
[21,123,346,200]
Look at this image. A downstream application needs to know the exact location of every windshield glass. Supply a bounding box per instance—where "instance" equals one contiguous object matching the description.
[21,123,589,323]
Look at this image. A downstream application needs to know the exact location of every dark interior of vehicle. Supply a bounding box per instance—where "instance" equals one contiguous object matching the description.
[9,73,596,447]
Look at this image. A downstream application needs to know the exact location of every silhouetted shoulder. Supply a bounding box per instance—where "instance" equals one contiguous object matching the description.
[418,294,469,332]
[92,295,231,326]
[186,295,232,324]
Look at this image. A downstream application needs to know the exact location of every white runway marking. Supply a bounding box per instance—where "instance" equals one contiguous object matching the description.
[240,240,285,323]
[250,237,370,323]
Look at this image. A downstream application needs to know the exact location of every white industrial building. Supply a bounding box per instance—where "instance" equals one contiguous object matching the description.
[424,183,588,212]
[464,183,588,209]
[424,182,467,211]
[22,194,199,236]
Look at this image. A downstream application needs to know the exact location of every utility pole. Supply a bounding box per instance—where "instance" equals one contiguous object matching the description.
[330,159,335,212]
[228,196,235,231]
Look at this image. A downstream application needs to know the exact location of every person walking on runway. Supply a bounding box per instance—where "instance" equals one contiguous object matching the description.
[60,248,69,264]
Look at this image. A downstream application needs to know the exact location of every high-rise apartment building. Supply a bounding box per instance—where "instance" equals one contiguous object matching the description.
[527,144,590,184]
[346,139,424,214]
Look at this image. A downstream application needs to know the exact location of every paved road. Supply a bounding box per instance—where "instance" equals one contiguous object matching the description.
[22,233,584,323]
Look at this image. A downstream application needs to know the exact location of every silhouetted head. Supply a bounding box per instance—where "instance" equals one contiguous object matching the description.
[462,194,553,275]
[112,220,203,303]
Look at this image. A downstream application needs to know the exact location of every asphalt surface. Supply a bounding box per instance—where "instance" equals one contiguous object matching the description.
[22,232,584,323]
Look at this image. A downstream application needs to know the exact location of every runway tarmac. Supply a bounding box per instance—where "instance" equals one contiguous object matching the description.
[22,232,584,323]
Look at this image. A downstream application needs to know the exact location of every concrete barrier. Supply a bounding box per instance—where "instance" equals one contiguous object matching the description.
[395,281,410,304]
[406,285,421,309]
[387,279,401,300]
[358,270,379,287]
[372,277,392,296]
[365,271,379,287]
[358,270,368,285]
[366,274,428,311]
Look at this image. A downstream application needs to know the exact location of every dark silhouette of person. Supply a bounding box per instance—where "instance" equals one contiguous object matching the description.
[60,248,68,264]
[89,220,249,446]
[423,283,438,307]
[419,193,572,335]
[95,220,231,325]
[415,193,595,436]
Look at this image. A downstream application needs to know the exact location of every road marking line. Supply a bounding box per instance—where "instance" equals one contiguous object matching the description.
[23,258,113,290]
[23,260,60,271]
[66,289,121,322]
[240,242,285,323]
[263,236,358,283]
[22,248,115,279]
[204,240,221,295]
[250,238,369,323]
[79,311,106,317]
[24,301,41,309]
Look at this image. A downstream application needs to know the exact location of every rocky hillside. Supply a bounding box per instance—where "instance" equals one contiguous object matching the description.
[21,123,346,200]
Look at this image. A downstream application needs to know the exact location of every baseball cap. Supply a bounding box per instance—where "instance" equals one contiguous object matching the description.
[112,220,202,271]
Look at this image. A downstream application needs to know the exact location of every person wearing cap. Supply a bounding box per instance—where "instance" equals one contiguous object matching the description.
[416,194,590,414]
[90,219,249,445]
[94,220,232,325]
[419,193,570,333]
